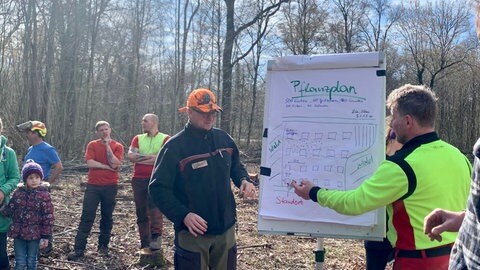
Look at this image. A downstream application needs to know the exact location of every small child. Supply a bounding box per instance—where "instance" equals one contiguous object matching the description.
[2,160,54,270]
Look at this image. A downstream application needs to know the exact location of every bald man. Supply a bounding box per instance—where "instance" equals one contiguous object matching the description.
[128,114,170,251]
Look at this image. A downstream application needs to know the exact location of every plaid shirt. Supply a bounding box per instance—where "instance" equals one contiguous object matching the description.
[450,139,480,269]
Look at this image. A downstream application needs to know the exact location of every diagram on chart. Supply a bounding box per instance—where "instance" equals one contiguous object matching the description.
[274,121,378,197]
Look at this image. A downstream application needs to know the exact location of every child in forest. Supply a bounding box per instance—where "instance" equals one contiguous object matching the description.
[2,160,54,270]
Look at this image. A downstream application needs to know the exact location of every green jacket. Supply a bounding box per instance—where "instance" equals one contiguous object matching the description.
[0,135,20,232]
[314,132,471,250]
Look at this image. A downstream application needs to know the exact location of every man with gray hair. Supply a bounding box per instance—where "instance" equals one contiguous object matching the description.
[128,114,169,252]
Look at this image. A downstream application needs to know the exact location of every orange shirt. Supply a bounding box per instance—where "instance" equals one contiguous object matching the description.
[84,139,124,185]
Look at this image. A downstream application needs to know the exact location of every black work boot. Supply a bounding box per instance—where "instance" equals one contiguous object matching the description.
[67,250,84,261]
[98,246,110,257]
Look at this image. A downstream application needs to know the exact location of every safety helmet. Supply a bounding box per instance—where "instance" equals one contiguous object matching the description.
[31,121,47,137]
[16,120,47,137]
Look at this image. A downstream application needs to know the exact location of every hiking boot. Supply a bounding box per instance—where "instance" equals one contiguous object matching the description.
[98,247,110,257]
[67,250,84,261]
[150,235,162,250]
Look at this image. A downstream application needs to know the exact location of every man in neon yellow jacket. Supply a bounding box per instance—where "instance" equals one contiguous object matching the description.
[293,84,471,270]
[0,117,20,270]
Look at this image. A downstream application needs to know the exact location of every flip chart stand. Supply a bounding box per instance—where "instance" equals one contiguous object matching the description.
[314,238,325,270]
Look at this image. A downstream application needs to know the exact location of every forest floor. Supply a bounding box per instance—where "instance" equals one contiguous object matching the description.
[16,162,392,270]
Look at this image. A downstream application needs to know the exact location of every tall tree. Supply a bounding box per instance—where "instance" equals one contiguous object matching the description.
[20,0,39,120]
[396,0,472,88]
[221,0,288,133]
[82,0,111,147]
[359,0,398,52]
[176,0,200,131]
[329,0,367,53]
[0,1,21,129]
[124,0,148,135]
[244,14,270,147]
[53,0,87,157]
[277,0,329,55]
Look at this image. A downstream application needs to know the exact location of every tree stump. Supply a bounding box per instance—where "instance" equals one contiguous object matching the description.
[137,248,166,267]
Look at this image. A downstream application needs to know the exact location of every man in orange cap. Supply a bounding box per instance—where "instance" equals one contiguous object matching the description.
[149,88,256,270]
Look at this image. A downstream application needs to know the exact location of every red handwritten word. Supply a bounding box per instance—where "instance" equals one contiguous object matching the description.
[276,196,303,206]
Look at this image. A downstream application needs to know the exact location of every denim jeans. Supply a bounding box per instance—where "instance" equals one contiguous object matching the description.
[73,184,117,251]
[132,178,163,248]
[0,232,8,270]
[14,238,39,270]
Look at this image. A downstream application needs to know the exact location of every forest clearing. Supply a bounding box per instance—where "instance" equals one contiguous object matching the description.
[0,1,477,268]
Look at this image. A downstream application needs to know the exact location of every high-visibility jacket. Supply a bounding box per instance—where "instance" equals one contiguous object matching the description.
[138,133,169,155]
[315,132,471,250]
[130,132,169,179]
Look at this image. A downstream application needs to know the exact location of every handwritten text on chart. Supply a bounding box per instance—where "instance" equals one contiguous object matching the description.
[290,80,366,101]
[276,196,303,206]
[284,97,364,109]
[352,109,373,119]
[269,139,281,153]
[356,155,373,172]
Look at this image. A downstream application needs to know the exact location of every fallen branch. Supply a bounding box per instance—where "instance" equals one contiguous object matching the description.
[37,263,68,270]
[237,243,273,250]
[54,228,77,237]
[53,259,103,269]
[115,195,134,201]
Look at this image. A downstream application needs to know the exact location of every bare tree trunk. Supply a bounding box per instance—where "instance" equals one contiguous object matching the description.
[221,0,288,133]
[221,0,235,133]
[247,42,262,147]
[44,1,57,124]
[83,0,110,148]
[53,0,87,157]
[126,0,147,135]
[215,0,222,128]
[177,0,200,131]
[170,0,182,133]
[21,0,38,120]
[331,0,366,53]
